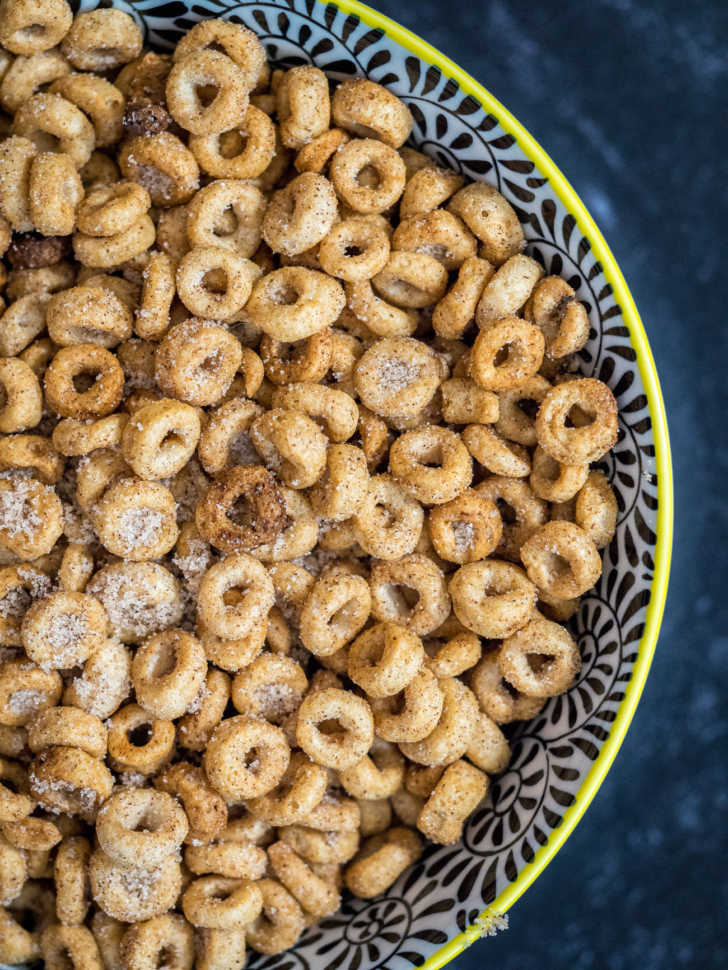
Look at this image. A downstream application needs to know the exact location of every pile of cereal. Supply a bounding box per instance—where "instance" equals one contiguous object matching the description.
[0,2,620,965]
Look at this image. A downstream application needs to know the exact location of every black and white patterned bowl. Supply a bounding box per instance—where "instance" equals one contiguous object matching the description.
[62,3,674,967]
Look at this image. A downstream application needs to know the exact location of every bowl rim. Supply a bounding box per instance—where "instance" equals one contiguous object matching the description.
[317,0,674,964]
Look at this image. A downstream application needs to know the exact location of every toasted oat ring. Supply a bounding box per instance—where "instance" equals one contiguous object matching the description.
[29,746,113,821]
[296,688,373,771]
[76,182,151,238]
[465,710,511,773]
[474,254,544,327]
[432,256,494,339]
[58,542,94,593]
[373,251,449,309]
[338,739,405,800]
[177,667,230,753]
[96,788,187,870]
[299,573,371,657]
[259,328,333,386]
[525,275,590,357]
[28,151,83,236]
[0,472,63,559]
[245,267,345,342]
[352,473,424,561]
[197,554,274,642]
[197,398,263,475]
[520,520,602,598]
[268,841,340,918]
[2,815,61,852]
[370,667,443,743]
[247,756,328,827]
[196,465,287,554]
[389,426,472,505]
[245,878,305,956]
[187,179,266,258]
[0,136,36,232]
[0,564,51,645]
[476,475,548,561]
[132,628,207,720]
[0,755,35,820]
[309,443,369,521]
[417,759,487,844]
[204,715,290,801]
[344,827,422,898]
[121,914,194,970]
[121,398,201,480]
[276,65,330,149]
[48,73,124,147]
[176,246,259,320]
[271,381,358,442]
[499,614,581,697]
[231,654,307,725]
[47,285,133,349]
[494,374,551,446]
[329,138,406,214]
[0,357,43,431]
[184,838,268,880]
[93,477,179,561]
[400,165,464,218]
[106,704,174,776]
[21,590,106,671]
[530,445,589,502]
[294,127,349,173]
[0,293,51,358]
[155,318,242,407]
[195,928,247,970]
[574,469,618,548]
[368,555,450,637]
[354,336,441,419]
[393,209,477,271]
[89,848,182,923]
[348,623,424,698]
[449,559,536,639]
[12,93,94,169]
[428,489,502,564]
[167,49,250,136]
[173,18,266,90]
[182,876,263,930]
[469,316,544,391]
[73,215,156,269]
[345,278,418,337]
[0,660,62,729]
[154,761,227,847]
[398,676,479,766]
[278,825,359,866]
[319,214,391,282]
[470,649,545,724]
[27,707,106,759]
[462,424,531,478]
[447,182,524,266]
[0,0,72,55]
[119,132,200,208]
[535,377,618,464]
[62,639,131,721]
[189,105,276,180]
[250,408,327,489]
[61,8,142,71]
[40,925,103,970]
[263,172,338,257]
[332,79,413,148]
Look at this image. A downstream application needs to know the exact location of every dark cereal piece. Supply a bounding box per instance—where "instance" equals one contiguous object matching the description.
[122,98,173,138]
[7,233,71,269]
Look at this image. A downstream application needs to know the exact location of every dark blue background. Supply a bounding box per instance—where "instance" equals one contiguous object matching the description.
[370,1,727,966]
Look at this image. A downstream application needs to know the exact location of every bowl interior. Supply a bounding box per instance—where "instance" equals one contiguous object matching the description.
[56,2,670,968]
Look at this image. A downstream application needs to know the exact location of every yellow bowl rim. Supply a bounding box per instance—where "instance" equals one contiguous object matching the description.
[314,0,675,964]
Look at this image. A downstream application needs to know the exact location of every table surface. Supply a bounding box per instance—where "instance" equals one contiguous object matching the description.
[367,0,728,967]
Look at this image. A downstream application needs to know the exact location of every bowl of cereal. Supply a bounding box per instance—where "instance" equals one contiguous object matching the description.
[0,1,671,968]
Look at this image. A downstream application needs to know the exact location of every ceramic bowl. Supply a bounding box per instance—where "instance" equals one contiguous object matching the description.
[64,2,674,967]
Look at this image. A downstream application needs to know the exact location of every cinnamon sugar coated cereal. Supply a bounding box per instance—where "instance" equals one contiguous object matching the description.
[0,4,620,964]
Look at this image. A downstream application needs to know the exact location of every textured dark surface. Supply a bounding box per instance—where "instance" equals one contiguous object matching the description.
[367,0,727,967]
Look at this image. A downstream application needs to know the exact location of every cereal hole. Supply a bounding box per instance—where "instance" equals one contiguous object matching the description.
[127,722,153,747]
